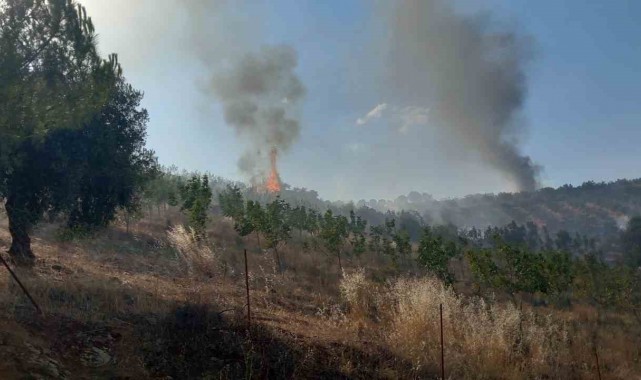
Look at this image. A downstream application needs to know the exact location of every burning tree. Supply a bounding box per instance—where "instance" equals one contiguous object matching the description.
[265,148,282,193]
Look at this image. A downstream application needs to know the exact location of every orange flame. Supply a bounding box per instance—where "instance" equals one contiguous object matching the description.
[265,148,282,193]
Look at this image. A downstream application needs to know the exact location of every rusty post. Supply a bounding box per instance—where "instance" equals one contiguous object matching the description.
[244,249,251,335]
[440,303,445,380]
[594,345,602,380]
[0,254,41,315]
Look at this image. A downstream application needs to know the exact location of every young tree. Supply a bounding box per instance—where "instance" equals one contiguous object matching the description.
[369,225,384,254]
[179,175,212,239]
[319,210,349,271]
[0,0,122,265]
[348,210,368,256]
[417,227,458,284]
[393,229,412,261]
[244,200,266,248]
[218,185,245,223]
[573,253,641,320]
[144,168,182,216]
[289,205,308,238]
[263,197,291,272]
[467,240,571,300]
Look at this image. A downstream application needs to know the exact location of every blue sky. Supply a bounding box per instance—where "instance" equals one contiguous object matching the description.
[81,0,641,201]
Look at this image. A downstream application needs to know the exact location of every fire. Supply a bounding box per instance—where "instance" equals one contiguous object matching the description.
[265,148,282,193]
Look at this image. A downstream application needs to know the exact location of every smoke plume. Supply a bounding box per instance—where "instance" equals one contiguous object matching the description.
[210,45,305,184]
[385,0,541,191]
[172,2,306,185]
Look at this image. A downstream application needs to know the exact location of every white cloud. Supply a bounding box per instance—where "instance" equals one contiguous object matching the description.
[345,142,366,154]
[397,106,430,134]
[356,103,388,126]
[355,103,429,133]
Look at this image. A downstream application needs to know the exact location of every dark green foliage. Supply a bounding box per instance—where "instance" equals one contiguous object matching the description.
[305,208,320,235]
[243,200,266,237]
[573,253,641,316]
[0,0,124,265]
[348,210,368,256]
[368,225,384,255]
[397,210,424,241]
[263,197,291,271]
[393,230,412,258]
[417,227,458,283]
[621,216,641,267]
[464,221,599,256]
[145,166,182,212]
[0,0,120,157]
[179,175,212,239]
[540,250,574,295]
[555,230,572,252]
[381,219,397,261]
[218,185,245,222]
[289,206,308,238]
[467,240,573,297]
[319,210,349,270]
[56,81,157,230]
[167,191,179,207]
[3,78,155,264]
[368,217,412,264]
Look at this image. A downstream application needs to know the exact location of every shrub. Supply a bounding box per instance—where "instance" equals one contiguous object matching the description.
[339,268,372,318]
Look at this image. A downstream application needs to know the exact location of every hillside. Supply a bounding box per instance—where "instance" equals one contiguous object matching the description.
[1,209,640,379]
[269,178,641,240]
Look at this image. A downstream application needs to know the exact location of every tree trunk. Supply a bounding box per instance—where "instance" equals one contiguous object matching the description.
[273,246,282,273]
[255,231,261,250]
[337,250,343,273]
[5,196,35,267]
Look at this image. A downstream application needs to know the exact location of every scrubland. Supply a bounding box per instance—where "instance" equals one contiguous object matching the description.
[0,211,639,379]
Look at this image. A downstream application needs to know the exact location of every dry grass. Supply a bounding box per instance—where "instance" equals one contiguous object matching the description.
[166,225,222,277]
[340,272,641,379]
[385,277,568,378]
[0,212,639,378]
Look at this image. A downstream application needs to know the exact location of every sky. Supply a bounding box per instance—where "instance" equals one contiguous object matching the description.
[80,0,641,201]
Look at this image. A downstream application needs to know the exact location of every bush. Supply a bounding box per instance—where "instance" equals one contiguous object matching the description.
[339,268,375,319]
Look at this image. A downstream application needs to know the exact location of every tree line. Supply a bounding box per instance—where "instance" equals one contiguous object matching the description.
[215,185,641,318]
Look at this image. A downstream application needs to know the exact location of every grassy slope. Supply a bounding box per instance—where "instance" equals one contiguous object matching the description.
[0,211,639,379]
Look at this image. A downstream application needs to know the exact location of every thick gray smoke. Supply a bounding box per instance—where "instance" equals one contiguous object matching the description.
[386,0,541,191]
[210,46,305,182]
[172,2,306,183]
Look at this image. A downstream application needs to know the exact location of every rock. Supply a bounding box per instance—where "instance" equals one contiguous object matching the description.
[40,358,62,378]
[24,344,66,379]
[81,346,111,367]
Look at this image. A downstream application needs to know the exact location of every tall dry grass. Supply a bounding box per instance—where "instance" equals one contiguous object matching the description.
[167,225,221,278]
[340,273,572,379]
